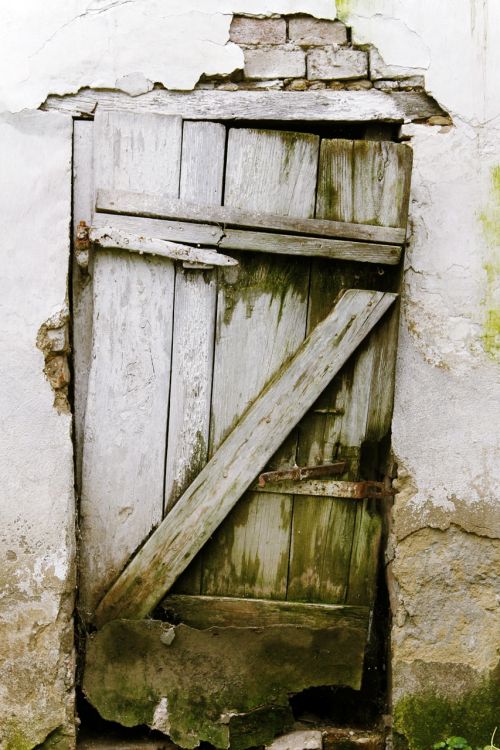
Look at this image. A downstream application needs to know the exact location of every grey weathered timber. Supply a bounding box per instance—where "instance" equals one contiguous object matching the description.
[164,122,225,518]
[89,224,236,266]
[43,88,444,123]
[79,111,182,618]
[220,227,400,264]
[353,140,413,228]
[200,491,293,599]
[316,139,354,223]
[96,188,406,245]
[200,128,317,600]
[93,199,401,264]
[94,289,397,625]
[91,211,224,247]
[161,594,369,629]
[72,120,94,490]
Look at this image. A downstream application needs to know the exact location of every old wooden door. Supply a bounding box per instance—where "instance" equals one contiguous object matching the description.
[73,110,412,749]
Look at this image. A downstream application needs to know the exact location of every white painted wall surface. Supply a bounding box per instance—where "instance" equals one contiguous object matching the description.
[0,111,75,747]
[0,0,498,746]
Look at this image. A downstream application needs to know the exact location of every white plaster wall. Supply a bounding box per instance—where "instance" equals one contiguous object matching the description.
[0,111,75,747]
[0,0,499,746]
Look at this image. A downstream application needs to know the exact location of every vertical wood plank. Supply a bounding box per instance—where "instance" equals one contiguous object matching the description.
[288,137,407,606]
[201,129,319,600]
[316,139,353,223]
[72,120,94,490]
[165,121,226,596]
[343,139,407,606]
[164,122,226,513]
[201,491,292,599]
[353,140,412,228]
[287,497,356,603]
[79,112,182,618]
[288,139,357,605]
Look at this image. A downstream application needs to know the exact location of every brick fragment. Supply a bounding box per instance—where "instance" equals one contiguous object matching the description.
[244,48,306,79]
[230,16,286,45]
[289,17,348,46]
[307,47,368,80]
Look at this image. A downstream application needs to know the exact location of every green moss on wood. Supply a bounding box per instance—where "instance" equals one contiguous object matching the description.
[393,667,500,750]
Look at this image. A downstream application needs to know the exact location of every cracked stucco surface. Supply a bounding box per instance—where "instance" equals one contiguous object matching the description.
[0,110,75,749]
[0,1,499,746]
[0,0,335,112]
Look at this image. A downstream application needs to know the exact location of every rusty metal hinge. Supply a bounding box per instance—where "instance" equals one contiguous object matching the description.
[75,220,91,271]
[348,480,395,499]
[258,462,347,487]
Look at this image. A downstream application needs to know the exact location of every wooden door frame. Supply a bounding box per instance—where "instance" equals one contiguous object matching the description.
[47,87,435,124]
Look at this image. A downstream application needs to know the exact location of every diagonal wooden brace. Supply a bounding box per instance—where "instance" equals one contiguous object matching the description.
[94,289,397,627]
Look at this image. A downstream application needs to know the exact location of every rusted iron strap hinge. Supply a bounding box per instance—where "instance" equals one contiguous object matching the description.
[258,462,347,487]
[350,480,396,499]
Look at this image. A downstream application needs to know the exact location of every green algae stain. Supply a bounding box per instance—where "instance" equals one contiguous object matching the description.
[479,165,500,359]
[393,669,500,750]
[335,0,352,21]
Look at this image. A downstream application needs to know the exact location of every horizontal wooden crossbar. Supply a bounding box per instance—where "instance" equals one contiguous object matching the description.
[97,188,406,245]
[89,225,237,266]
[161,594,370,630]
[92,212,402,266]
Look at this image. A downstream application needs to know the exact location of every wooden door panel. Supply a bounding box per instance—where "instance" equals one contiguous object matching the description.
[164,121,225,515]
[79,111,182,617]
[199,128,319,600]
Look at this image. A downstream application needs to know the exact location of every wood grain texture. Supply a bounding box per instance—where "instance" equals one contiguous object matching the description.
[201,491,293,599]
[44,88,444,123]
[79,111,181,618]
[161,594,369,629]
[94,289,397,625]
[89,224,237,266]
[72,120,94,491]
[353,140,413,228]
[97,188,406,244]
[164,122,226,595]
[200,128,318,600]
[91,211,224,248]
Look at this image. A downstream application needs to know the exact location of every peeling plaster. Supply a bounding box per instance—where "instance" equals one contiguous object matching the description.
[0,1,335,112]
[336,0,500,124]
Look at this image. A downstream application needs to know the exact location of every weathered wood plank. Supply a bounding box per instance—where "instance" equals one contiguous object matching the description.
[353,140,413,228]
[201,491,293,599]
[72,120,94,491]
[96,188,406,245]
[316,139,354,223]
[91,211,224,247]
[164,122,226,595]
[287,497,358,603]
[94,289,397,625]
[79,112,181,619]
[161,594,369,629]
[220,228,400,264]
[43,88,444,123]
[340,141,406,607]
[91,209,400,264]
[201,128,317,600]
[89,224,236,266]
